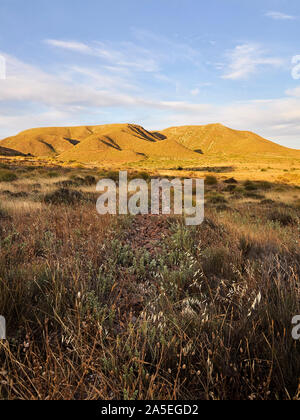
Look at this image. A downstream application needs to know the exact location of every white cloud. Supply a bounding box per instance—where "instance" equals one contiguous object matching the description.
[0,52,212,136]
[0,52,300,149]
[45,40,93,54]
[265,11,296,21]
[45,39,160,72]
[157,101,211,113]
[0,53,148,108]
[221,43,283,80]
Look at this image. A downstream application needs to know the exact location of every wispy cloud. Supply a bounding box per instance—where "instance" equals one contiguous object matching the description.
[1,52,300,148]
[45,39,160,72]
[0,55,208,126]
[45,40,93,53]
[1,30,300,149]
[221,43,283,80]
[132,28,203,67]
[265,11,296,21]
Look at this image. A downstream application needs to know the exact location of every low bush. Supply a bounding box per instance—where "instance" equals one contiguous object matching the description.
[224,177,238,184]
[46,171,60,178]
[244,180,258,191]
[205,175,218,186]
[225,184,236,192]
[268,208,298,226]
[0,170,18,182]
[243,191,265,200]
[44,188,84,205]
[0,202,8,219]
[257,181,272,190]
[207,193,228,204]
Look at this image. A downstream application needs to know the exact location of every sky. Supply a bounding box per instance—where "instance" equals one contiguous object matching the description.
[0,0,300,148]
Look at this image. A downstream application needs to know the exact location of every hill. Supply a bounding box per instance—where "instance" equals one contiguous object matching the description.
[1,122,299,164]
[160,123,299,157]
[0,124,199,163]
[0,127,85,157]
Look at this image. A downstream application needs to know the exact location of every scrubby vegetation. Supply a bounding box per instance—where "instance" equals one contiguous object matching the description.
[0,169,18,182]
[0,160,299,400]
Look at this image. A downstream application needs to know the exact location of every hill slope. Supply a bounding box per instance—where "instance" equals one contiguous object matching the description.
[0,125,110,157]
[0,124,199,163]
[0,145,27,157]
[1,123,299,164]
[160,124,299,156]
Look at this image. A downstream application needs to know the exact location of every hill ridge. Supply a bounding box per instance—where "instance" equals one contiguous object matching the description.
[1,123,299,163]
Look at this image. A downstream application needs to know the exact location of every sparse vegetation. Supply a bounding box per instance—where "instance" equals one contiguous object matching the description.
[205,175,218,186]
[0,170,18,182]
[44,188,85,205]
[244,180,258,191]
[268,208,298,227]
[0,154,299,401]
[207,192,228,204]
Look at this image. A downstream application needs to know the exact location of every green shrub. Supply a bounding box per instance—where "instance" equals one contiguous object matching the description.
[225,184,236,192]
[84,175,96,185]
[260,199,275,206]
[0,170,18,182]
[0,202,8,219]
[0,163,9,169]
[294,199,300,210]
[207,193,228,204]
[99,170,120,183]
[67,175,96,186]
[201,246,235,277]
[205,175,218,185]
[243,191,265,200]
[257,181,272,190]
[244,180,258,191]
[268,208,297,226]
[44,188,84,205]
[47,171,60,178]
[224,177,238,184]
[216,204,231,212]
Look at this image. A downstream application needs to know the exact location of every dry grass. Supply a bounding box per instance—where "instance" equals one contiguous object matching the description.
[0,161,299,400]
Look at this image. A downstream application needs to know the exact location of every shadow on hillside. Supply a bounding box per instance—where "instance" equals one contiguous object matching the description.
[174,166,235,173]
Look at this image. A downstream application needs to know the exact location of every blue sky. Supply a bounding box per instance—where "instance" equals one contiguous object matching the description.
[0,0,300,148]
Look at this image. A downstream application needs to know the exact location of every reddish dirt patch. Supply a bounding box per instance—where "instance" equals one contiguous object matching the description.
[122,215,173,254]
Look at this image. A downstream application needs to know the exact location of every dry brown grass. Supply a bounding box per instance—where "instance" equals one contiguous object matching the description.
[0,161,299,400]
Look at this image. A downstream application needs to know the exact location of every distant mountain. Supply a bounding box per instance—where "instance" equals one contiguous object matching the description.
[1,123,299,163]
